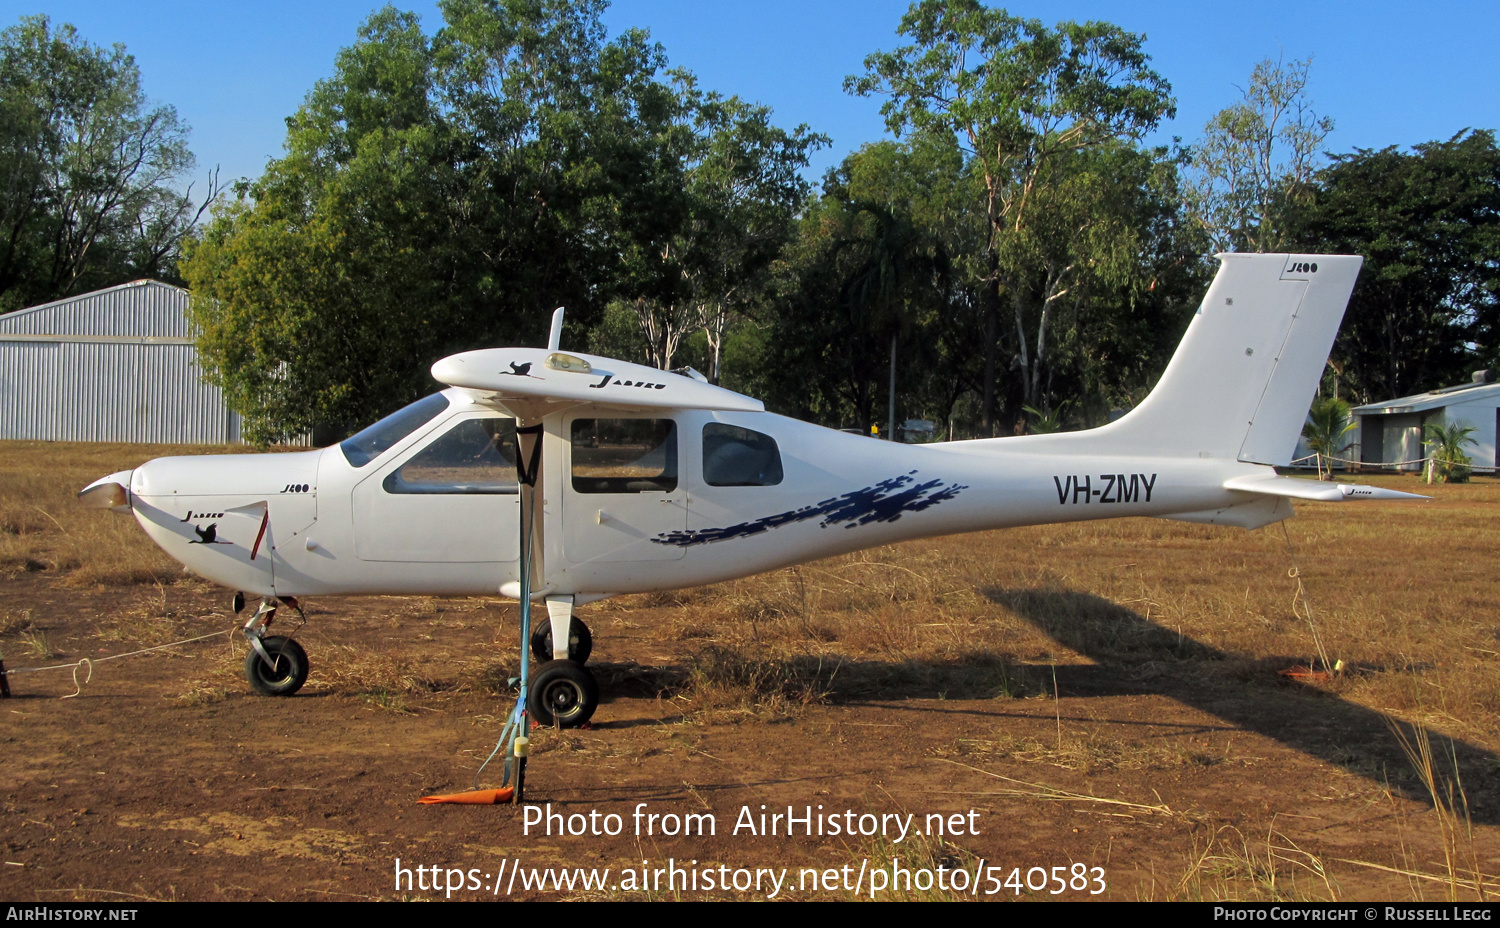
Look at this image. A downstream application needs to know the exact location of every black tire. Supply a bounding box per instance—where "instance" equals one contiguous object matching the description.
[529,618,593,665]
[244,636,309,696]
[527,659,598,728]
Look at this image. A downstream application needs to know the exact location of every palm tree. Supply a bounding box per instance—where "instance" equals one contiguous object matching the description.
[1022,401,1072,434]
[1423,420,1478,484]
[840,202,948,439]
[1302,396,1355,480]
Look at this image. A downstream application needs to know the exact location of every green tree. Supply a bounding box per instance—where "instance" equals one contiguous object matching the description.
[847,0,1174,432]
[1293,131,1500,403]
[1002,141,1203,416]
[764,130,1202,436]
[688,91,826,384]
[622,77,825,375]
[184,8,459,442]
[1423,420,1478,484]
[1301,395,1354,480]
[759,137,963,433]
[841,133,987,435]
[0,15,214,310]
[183,0,816,442]
[1187,56,1332,253]
[843,199,951,436]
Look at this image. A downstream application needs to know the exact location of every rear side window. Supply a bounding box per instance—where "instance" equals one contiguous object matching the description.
[571,419,677,493]
[340,393,450,467]
[384,417,517,494]
[703,423,783,487]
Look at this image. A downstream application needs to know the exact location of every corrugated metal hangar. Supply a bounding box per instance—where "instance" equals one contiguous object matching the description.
[0,280,242,443]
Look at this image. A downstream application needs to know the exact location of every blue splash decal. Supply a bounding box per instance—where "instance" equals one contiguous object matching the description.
[653,471,968,548]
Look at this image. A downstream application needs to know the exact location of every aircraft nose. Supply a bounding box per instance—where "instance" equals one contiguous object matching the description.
[78,470,134,512]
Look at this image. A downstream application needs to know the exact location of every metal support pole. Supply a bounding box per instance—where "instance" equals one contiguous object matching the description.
[888,331,897,441]
[508,421,545,805]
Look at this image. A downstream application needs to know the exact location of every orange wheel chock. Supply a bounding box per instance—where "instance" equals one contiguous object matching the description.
[417,788,514,805]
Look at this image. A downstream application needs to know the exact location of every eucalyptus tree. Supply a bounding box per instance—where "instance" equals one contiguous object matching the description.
[1187,55,1333,253]
[622,76,825,376]
[999,142,1198,417]
[847,0,1174,433]
[0,15,213,310]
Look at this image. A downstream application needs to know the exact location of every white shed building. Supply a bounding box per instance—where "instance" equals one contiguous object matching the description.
[1352,374,1500,473]
[0,280,242,443]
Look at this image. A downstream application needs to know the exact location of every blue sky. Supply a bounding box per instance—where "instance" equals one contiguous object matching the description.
[5,1,1498,195]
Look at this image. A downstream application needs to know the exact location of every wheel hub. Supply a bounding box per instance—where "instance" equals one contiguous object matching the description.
[547,683,580,712]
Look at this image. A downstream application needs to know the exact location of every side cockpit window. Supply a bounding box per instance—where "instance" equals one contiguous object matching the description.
[384,417,518,494]
[340,393,451,467]
[702,423,783,487]
[571,419,677,493]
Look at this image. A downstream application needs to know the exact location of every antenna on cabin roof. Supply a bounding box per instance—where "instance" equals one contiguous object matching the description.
[547,307,565,352]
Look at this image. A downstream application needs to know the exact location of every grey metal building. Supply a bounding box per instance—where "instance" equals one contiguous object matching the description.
[0,280,242,443]
[1352,374,1500,473]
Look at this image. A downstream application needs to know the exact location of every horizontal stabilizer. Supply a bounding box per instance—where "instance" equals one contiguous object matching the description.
[1223,474,1430,502]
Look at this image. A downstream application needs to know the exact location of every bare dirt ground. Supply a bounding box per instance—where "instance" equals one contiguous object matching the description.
[2,446,1498,901]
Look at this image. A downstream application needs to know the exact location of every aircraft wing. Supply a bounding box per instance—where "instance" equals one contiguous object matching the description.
[1223,474,1429,502]
[431,348,763,412]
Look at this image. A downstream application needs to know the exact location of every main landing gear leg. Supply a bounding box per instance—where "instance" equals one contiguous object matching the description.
[530,595,593,664]
[525,595,597,728]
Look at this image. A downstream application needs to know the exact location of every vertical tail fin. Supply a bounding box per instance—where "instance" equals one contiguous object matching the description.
[1098,253,1362,465]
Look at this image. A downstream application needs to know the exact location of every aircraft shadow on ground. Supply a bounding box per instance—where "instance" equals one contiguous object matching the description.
[981,586,1500,825]
[589,650,1049,720]
[583,588,1500,823]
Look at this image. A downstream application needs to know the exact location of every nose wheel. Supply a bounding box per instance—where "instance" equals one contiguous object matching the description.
[526,659,598,728]
[239,595,309,696]
[244,636,309,696]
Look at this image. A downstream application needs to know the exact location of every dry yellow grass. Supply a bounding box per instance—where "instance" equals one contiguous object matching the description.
[583,473,1499,751]
[0,440,257,586]
[1167,825,1342,902]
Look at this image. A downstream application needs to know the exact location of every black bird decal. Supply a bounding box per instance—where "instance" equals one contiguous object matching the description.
[188,522,231,545]
[501,361,533,376]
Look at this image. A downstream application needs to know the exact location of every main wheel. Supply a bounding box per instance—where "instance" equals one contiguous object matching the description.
[527,659,598,728]
[244,636,309,696]
[529,618,592,665]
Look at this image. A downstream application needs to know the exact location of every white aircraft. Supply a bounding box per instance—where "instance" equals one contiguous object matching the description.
[79,253,1421,731]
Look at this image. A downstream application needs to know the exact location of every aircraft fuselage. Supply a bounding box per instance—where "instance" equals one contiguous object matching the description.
[112,394,1291,603]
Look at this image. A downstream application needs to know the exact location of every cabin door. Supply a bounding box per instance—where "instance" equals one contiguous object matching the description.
[350,412,521,562]
[562,415,687,562]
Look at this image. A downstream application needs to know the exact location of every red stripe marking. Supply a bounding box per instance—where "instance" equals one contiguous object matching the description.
[250,510,269,560]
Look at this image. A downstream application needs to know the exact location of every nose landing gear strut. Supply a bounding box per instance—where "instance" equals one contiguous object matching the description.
[237,594,309,696]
